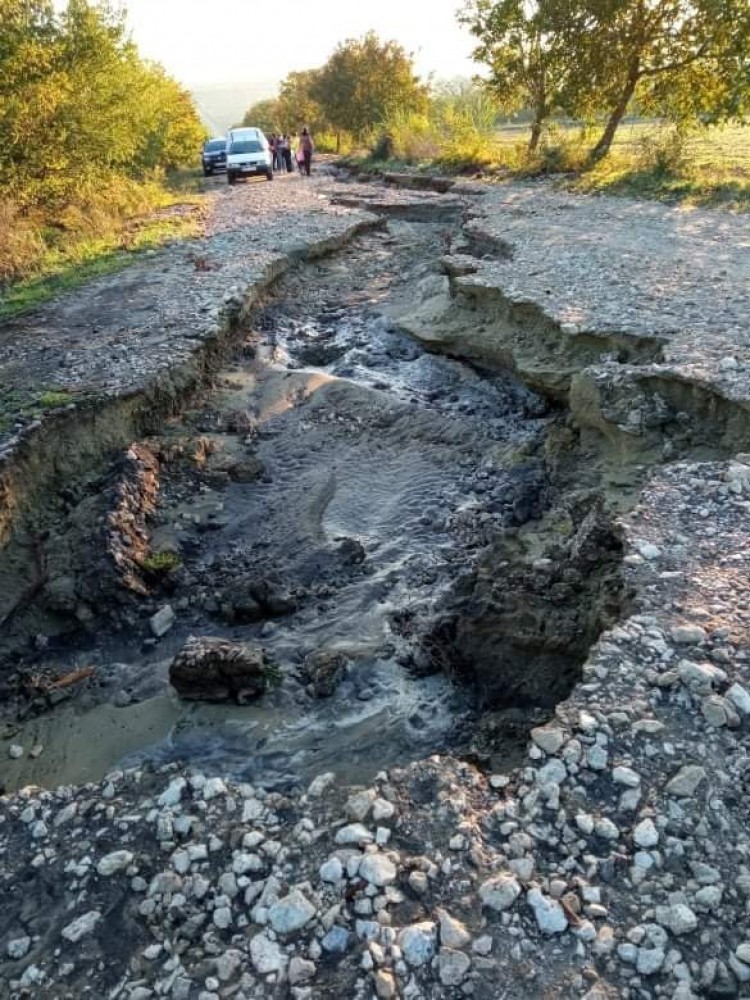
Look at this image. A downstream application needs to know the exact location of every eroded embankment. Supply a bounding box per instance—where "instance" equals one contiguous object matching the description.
[0,215,381,649]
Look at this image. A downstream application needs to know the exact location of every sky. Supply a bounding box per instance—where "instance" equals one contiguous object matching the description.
[119,0,478,87]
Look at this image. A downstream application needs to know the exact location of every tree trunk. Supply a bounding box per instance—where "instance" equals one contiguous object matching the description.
[588,71,639,163]
[528,118,543,154]
[336,132,340,154]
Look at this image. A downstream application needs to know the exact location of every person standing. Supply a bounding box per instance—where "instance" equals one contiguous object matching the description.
[282,135,293,173]
[299,127,314,177]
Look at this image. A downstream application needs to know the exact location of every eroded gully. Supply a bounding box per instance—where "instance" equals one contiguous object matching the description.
[4,216,613,793]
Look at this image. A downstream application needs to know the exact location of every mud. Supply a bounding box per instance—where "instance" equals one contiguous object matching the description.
[0,213,629,796]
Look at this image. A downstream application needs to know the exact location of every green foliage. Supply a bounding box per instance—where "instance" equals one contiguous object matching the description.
[461,0,750,160]
[312,31,429,141]
[0,0,206,286]
[38,389,73,407]
[242,98,280,133]
[140,550,182,575]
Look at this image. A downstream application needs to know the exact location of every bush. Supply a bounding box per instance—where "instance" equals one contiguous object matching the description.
[636,128,690,176]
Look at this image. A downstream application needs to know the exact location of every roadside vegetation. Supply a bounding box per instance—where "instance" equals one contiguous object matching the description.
[249,4,750,210]
[0,0,206,307]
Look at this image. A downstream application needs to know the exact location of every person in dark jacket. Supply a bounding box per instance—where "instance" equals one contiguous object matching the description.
[299,127,314,176]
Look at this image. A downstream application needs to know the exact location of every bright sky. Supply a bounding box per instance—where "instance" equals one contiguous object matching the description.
[120,0,478,86]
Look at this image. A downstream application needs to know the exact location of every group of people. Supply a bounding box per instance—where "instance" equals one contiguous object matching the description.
[268,128,314,176]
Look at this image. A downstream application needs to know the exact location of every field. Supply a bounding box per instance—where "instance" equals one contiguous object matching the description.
[493,120,750,209]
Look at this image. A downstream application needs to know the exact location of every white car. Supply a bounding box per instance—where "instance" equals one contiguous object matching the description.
[226,127,273,184]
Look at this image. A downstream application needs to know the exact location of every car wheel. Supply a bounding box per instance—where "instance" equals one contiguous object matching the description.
[203,168,212,176]
[266,170,273,181]
[228,173,236,185]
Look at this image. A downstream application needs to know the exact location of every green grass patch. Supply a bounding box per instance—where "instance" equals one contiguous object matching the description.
[38,390,74,408]
[0,172,205,320]
[140,550,182,575]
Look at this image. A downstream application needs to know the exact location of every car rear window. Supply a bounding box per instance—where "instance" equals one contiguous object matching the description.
[205,140,226,152]
[229,140,263,154]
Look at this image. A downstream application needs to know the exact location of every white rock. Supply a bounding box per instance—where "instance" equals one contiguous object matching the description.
[289,956,316,985]
[438,910,471,949]
[530,725,565,754]
[319,857,344,883]
[158,777,186,807]
[727,682,750,716]
[61,910,101,942]
[359,854,397,887]
[612,766,640,787]
[526,888,568,934]
[96,850,134,876]
[213,906,232,929]
[249,933,285,974]
[202,777,227,801]
[438,948,471,986]
[637,542,661,560]
[655,903,697,936]
[479,875,521,912]
[397,922,437,967]
[307,772,335,797]
[636,947,665,975]
[345,790,376,821]
[335,823,374,845]
[6,937,31,960]
[633,818,659,848]
[595,818,620,841]
[268,890,316,934]
[537,758,567,785]
[736,943,750,965]
[372,798,395,821]
[670,625,707,644]
[150,605,175,637]
[666,765,707,797]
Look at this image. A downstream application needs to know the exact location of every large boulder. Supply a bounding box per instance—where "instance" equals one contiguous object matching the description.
[169,636,272,703]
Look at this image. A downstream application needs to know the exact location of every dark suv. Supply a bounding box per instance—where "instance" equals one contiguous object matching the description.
[202,138,227,176]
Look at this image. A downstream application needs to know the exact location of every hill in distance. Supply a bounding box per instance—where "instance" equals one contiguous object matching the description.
[189,81,278,136]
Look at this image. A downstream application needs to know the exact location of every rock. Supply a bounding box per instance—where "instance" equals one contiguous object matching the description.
[6,937,31,960]
[359,853,397,887]
[319,857,343,883]
[8,744,23,759]
[373,970,396,999]
[656,903,698,936]
[249,933,285,974]
[345,789,376,821]
[321,925,351,954]
[633,818,659,847]
[727,682,750,716]
[169,635,271,703]
[479,874,521,912]
[397,922,437,967]
[96,850,134,876]
[61,910,101,942]
[612,766,640,787]
[158,777,187,807]
[334,823,374,845]
[666,765,707,797]
[530,724,565,754]
[268,889,316,934]
[670,625,707,644]
[438,909,471,949]
[526,888,568,934]
[702,694,740,728]
[736,943,750,965]
[308,772,335,797]
[636,947,666,976]
[289,956,316,985]
[438,948,471,986]
[303,649,347,698]
[150,605,176,637]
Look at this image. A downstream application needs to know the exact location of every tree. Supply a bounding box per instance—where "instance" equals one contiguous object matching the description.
[243,97,281,133]
[277,70,328,134]
[459,0,587,152]
[312,31,429,145]
[570,0,750,160]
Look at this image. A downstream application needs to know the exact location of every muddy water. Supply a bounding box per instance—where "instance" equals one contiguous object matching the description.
[4,221,550,793]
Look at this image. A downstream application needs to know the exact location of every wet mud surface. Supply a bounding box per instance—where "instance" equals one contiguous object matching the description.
[0,219,566,793]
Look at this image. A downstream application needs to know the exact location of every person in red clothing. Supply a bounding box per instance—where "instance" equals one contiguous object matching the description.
[299,127,314,176]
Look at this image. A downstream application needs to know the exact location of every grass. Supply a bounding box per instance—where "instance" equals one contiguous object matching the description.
[357,116,750,211]
[140,550,182,575]
[0,177,205,321]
